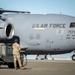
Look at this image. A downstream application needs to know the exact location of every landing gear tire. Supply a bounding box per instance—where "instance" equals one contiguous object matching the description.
[8,63,14,68]
[72,55,75,61]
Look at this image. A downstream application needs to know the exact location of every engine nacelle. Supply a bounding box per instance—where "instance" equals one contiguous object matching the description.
[0,20,14,39]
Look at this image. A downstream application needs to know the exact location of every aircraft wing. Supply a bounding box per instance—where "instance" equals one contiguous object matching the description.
[0,8,30,14]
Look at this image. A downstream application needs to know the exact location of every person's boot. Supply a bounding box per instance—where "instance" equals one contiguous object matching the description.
[15,67,17,70]
[20,67,24,70]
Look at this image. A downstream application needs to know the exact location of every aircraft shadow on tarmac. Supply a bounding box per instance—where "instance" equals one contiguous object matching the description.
[0,66,32,70]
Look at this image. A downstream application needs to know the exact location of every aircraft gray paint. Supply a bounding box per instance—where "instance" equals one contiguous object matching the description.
[0,9,75,54]
[0,8,75,62]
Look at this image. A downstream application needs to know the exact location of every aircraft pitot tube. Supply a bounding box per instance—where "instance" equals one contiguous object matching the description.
[0,20,14,39]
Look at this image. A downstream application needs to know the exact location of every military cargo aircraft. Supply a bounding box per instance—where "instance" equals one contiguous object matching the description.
[0,8,75,68]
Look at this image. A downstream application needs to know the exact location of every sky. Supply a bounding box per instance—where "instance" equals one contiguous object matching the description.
[0,0,75,59]
[0,0,75,16]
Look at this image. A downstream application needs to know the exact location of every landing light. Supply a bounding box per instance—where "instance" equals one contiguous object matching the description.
[34,28,45,30]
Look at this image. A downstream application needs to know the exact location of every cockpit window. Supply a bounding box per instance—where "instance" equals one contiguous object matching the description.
[70,22,75,28]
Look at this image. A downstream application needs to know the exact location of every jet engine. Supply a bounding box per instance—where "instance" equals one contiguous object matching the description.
[0,20,14,39]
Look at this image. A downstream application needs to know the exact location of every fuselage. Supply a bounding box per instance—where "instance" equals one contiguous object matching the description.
[2,13,75,54]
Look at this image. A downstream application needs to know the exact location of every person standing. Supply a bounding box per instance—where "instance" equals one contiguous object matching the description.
[12,39,23,70]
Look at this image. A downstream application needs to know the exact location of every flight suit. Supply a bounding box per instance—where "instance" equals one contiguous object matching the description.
[12,42,22,69]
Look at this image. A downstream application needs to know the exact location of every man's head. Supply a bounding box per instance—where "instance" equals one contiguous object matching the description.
[14,39,18,42]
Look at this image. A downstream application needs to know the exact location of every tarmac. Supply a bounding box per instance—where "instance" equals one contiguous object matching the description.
[0,60,75,75]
